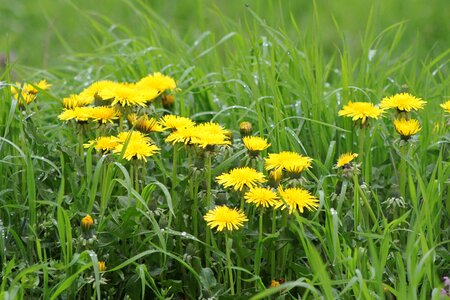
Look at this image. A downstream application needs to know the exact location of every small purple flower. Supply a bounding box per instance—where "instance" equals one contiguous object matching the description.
[444,276,450,287]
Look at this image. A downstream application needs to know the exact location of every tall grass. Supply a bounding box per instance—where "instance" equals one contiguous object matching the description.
[1,0,449,299]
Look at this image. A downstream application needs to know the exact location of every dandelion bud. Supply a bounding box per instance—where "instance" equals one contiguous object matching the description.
[162,94,175,109]
[239,121,252,137]
[81,214,94,230]
[98,261,106,272]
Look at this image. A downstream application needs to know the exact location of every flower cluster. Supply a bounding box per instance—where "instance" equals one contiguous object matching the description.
[11,80,51,106]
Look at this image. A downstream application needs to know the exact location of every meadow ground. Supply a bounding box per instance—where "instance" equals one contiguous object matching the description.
[0,0,449,299]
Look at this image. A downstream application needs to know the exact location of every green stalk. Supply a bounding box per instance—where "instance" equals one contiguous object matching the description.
[254,208,264,289]
[358,127,366,166]
[205,152,212,266]
[225,233,235,295]
[399,143,408,199]
[171,143,179,211]
[353,173,360,232]
[270,209,277,279]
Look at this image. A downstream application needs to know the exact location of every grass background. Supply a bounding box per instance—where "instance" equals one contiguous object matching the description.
[0,0,449,299]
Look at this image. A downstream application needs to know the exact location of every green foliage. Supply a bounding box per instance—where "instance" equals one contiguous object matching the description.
[0,0,449,299]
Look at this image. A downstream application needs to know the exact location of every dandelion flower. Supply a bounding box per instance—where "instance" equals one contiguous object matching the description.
[98,261,106,272]
[245,187,279,208]
[84,136,120,152]
[11,80,51,105]
[116,131,151,143]
[159,114,195,131]
[114,138,160,161]
[380,93,426,112]
[137,72,177,93]
[58,107,92,122]
[216,167,267,191]
[190,131,231,148]
[394,118,421,140]
[128,113,164,132]
[79,80,119,101]
[338,101,383,125]
[440,100,450,113]
[87,106,120,124]
[190,122,231,148]
[99,83,158,107]
[243,136,270,156]
[265,151,312,175]
[336,152,359,168]
[276,186,319,214]
[165,126,199,145]
[204,206,248,231]
[81,214,94,230]
[63,94,93,109]
[270,280,281,288]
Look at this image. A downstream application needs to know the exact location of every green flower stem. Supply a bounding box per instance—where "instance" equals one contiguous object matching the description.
[353,173,360,232]
[358,127,366,166]
[225,233,235,295]
[399,143,408,199]
[171,143,179,218]
[205,152,212,267]
[78,125,84,158]
[254,208,264,290]
[270,209,277,279]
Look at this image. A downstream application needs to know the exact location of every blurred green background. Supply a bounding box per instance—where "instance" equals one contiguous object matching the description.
[1,0,449,70]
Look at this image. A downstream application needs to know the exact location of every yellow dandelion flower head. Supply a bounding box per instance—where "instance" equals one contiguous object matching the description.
[269,168,283,182]
[265,151,312,174]
[338,101,383,124]
[276,186,320,214]
[242,136,271,153]
[84,136,120,152]
[11,80,50,105]
[203,205,248,232]
[12,91,36,105]
[63,94,93,109]
[165,126,198,145]
[99,83,154,107]
[11,80,50,96]
[336,152,359,168]
[190,131,232,148]
[116,130,151,143]
[270,280,281,288]
[58,107,92,122]
[81,214,94,230]
[137,72,177,93]
[79,80,119,101]
[87,106,120,124]
[380,93,427,112]
[98,261,106,272]
[394,118,421,139]
[159,114,195,131]
[113,138,160,161]
[244,187,279,208]
[128,113,164,132]
[189,122,231,148]
[35,80,52,90]
[216,167,267,191]
[440,100,450,113]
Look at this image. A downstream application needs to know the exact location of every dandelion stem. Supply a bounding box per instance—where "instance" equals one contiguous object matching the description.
[353,173,360,232]
[399,143,408,199]
[270,209,277,279]
[171,143,179,214]
[205,152,212,267]
[254,208,264,289]
[225,233,235,295]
